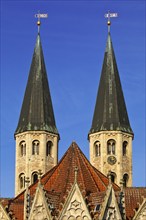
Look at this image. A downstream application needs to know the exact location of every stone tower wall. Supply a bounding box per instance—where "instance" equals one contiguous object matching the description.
[89,131,133,186]
[15,131,59,196]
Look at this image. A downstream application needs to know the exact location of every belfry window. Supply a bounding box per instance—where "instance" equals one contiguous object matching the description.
[19,141,26,156]
[107,139,116,155]
[32,140,39,155]
[46,141,53,156]
[123,173,129,187]
[123,141,128,156]
[32,172,38,184]
[19,173,25,189]
[110,172,116,183]
[94,141,101,156]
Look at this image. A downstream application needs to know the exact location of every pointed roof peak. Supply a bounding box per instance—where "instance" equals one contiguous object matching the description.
[105,32,112,52]
[70,141,79,148]
[15,32,59,135]
[39,142,120,194]
[89,29,133,135]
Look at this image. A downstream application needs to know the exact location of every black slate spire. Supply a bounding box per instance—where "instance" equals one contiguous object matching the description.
[15,33,59,135]
[89,33,133,135]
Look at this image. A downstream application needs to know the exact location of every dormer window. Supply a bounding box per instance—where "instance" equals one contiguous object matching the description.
[32,140,39,155]
[107,139,116,155]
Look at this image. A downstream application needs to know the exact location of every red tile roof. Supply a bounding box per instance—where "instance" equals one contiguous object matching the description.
[1,142,145,220]
[124,187,146,219]
[41,142,119,193]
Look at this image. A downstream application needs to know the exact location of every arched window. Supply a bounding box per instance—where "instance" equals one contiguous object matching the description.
[94,141,101,156]
[46,141,53,156]
[123,173,129,187]
[108,172,116,183]
[107,139,116,155]
[123,141,128,156]
[19,173,25,189]
[19,141,26,156]
[32,140,39,155]
[32,172,38,184]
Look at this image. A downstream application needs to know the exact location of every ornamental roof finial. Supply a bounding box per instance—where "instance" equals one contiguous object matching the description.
[74,167,79,183]
[35,11,48,34]
[104,11,118,33]
[38,169,43,183]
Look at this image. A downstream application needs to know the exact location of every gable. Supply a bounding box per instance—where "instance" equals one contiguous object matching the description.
[28,183,51,220]
[59,182,92,220]
[0,203,10,220]
[99,185,122,220]
[133,199,146,220]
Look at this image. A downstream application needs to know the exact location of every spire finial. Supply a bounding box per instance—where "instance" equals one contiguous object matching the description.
[104,11,118,33]
[35,11,48,34]
[74,167,79,183]
[38,169,43,182]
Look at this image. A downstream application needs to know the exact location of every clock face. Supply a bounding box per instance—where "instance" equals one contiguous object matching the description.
[107,156,117,165]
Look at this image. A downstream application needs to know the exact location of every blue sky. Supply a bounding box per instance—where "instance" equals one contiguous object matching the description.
[0,0,145,197]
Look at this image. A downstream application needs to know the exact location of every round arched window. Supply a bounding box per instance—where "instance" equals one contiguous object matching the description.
[46,141,53,156]
[123,173,129,187]
[32,172,38,184]
[19,141,26,156]
[107,139,116,155]
[32,140,39,155]
[108,172,116,183]
[94,141,101,156]
[19,173,25,189]
[123,141,128,156]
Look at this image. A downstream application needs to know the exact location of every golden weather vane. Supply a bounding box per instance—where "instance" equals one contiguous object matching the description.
[104,11,118,32]
[34,11,48,33]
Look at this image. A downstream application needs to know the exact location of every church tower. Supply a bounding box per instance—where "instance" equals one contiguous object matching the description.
[88,19,134,187]
[14,21,59,196]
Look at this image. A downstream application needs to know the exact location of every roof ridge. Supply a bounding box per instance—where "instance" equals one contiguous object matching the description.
[76,146,102,191]
[75,147,87,190]
[43,142,76,190]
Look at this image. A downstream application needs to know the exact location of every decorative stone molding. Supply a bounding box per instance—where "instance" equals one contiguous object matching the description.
[59,181,91,220]
[99,185,122,220]
[31,203,48,220]
[0,204,10,220]
[28,183,51,220]
[133,199,146,220]
[61,199,90,220]
[106,207,117,220]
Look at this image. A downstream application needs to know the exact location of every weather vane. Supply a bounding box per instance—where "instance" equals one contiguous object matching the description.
[34,11,48,33]
[104,11,118,32]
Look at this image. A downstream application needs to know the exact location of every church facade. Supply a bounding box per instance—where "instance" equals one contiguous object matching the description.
[0,18,146,220]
